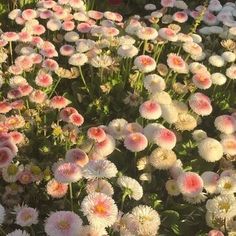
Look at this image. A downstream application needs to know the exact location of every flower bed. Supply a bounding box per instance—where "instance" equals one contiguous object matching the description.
[0,0,236,235]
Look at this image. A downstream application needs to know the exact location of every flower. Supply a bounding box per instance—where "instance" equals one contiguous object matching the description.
[149,147,177,170]
[86,179,114,196]
[46,179,68,198]
[198,138,223,162]
[35,72,53,87]
[221,51,236,63]
[108,118,128,140]
[0,147,14,168]
[177,172,203,197]
[192,72,212,90]
[217,176,236,194]
[139,100,162,120]
[165,179,181,196]
[167,53,188,73]
[189,93,212,116]
[221,136,236,156]
[94,134,116,157]
[82,159,118,179]
[45,211,82,236]
[143,74,166,93]
[65,148,89,167]
[214,115,236,134]
[117,45,138,58]
[226,65,236,80]
[124,132,148,152]
[208,55,225,67]
[175,113,197,131]
[117,176,143,200]
[211,73,227,85]
[183,42,202,56]
[127,205,161,236]
[50,96,71,110]
[158,28,177,41]
[15,206,38,227]
[173,11,188,23]
[2,164,23,183]
[81,192,118,228]
[68,53,88,66]
[153,128,176,149]
[134,55,156,73]
[161,0,175,7]
[208,230,224,236]
[54,162,82,183]
[90,55,113,68]
[87,127,107,143]
[136,27,158,40]
[201,171,219,194]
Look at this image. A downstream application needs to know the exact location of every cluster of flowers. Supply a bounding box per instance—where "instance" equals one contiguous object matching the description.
[0,0,235,235]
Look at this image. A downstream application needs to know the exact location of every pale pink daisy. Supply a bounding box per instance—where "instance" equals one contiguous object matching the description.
[82,159,118,179]
[86,179,114,196]
[81,192,118,228]
[161,0,176,8]
[172,11,188,23]
[15,206,38,227]
[167,53,189,74]
[0,147,14,168]
[183,42,202,56]
[47,18,62,31]
[226,65,236,80]
[87,127,107,143]
[201,171,219,194]
[18,84,33,97]
[104,11,122,22]
[192,72,212,90]
[94,134,116,157]
[32,24,46,35]
[50,96,71,110]
[22,9,37,20]
[69,113,84,127]
[0,101,12,114]
[29,90,47,104]
[68,53,88,66]
[59,107,78,122]
[158,28,177,41]
[35,72,53,87]
[15,55,33,71]
[62,21,75,31]
[18,32,32,43]
[221,136,236,156]
[77,23,92,33]
[54,162,82,183]
[189,93,212,116]
[9,131,24,144]
[124,132,148,152]
[214,115,236,134]
[65,148,89,167]
[46,179,68,198]
[134,55,156,73]
[45,211,82,236]
[1,32,19,41]
[177,172,203,197]
[139,100,162,120]
[153,128,176,150]
[208,230,224,236]
[124,122,143,135]
[88,10,104,20]
[59,45,75,56]
[136,27,158,40]
[42,59,59,71]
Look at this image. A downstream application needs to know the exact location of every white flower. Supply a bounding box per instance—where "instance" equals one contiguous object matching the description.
[68,53,88,66]
[83,159,118,179]
[226,65,236,80]
[208,55,225,67]
[143,74,166,93]
[198,138,223,162]
[217,176,236,194]
[15,206,38,227]
[117,45,138,58]
[222,51,236,62]
[6,230,30,236]
[108,118,128,140]
[211,73,227,85]
[117,176,143,200]
[90,55,113,68]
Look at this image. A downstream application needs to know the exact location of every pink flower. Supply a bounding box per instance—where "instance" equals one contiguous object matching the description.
[16,206,38,227]
[15,55,33,71]
[65,148,89,167]
[50,96,71,110]
[22,9,37,21]
[9,131,24,144]
[134,55,156,73]
[214,115,236,134]
[60,45,75,56]
[17,169,33,185]
[159,28,177,41]
[18,84,33,96]
[29,90,47,104]
[94,134,116,157]
[167,53,189,74]
[10,99,24,110]
[87,127,106,142]
[46,179,68,198]
[177,172,203,197]
[0,101,12,114]
[62,21,75,31]
[35,72,53,87]
[189,92,212,116]
[1,32,19,41]
[54,162,82,183]
[59,107,78,122]
[0,147,14,168]
[45,211,82,236]
[88,10,103,20]
[77,23,92,33]
[172,11,188,23]
[69,113,84,127]
[161,0,176,7]
[208,230,224,236]
[18,32,32,42]
[192,72,212,90]
[32,24,46,35]
[42,59,59,71]
[124,132,148,152]
[139,100,162,120]
[153,128,176,149]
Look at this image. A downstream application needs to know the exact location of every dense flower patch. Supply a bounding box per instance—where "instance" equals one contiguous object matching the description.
[0,0,236,235]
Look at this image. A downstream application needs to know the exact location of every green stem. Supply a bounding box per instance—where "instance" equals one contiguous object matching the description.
[30,226,35,236]
[9,41,13,65]
[143,40,147,55]
[49,76,62,99]
[0,226,6,236]
[79,66,90,94]
[121,192,128,211]
[69,183,74,212]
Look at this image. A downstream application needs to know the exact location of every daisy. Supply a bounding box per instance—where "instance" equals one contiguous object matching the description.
[134,55,156,73]
[208,230,224,236]
[167,53,188,74]
[117,45,138,58]
[83,159,118,179]
[35,72,53,87]
[226,65,236,80]
[211,73,227,85]
[153,128,176,150]
[139,100,162,120]
[177,172,203,197]
[143,74,166,93]
[201,171,219,194]
[124,122,143,135]
[189,92,212,116]
[47,18,62,31]
[149,147,177,170]
[79,225,107,236]
[59,107,78,122]
[198,137,223,162]
[161,0,175,7]
[86,179,114,196]
[69,113,84,127]
[68,53,88,66]
[60,45,75,56]
[165,179,181,196]
[214,115,236,134]
[221,136,236,156]
[6,230,30,236]
[87,127,107,143]
[81,193,118,228]
[217,176,236,194]
[127,205,160,236]
[108,119,128,140]
[54,162,82,183]
[192,72,212,90]
[0,101,12,114]
[64,31,80,42]
[46,179,68,198]
[45,211,82,236]
[2,164,23,183]
[94,134,116,157]
[183,42,202,56]
[221,51,236,63]
[208,55,225,67]
[124,132,148,152]
[173,11,188,23]
[117,176,143,200]
[158,28,177,41]
[0,147,14,168]
[175,113,197,131]
[65,148,88,167]
[49,96,71,110]
[90,55,113,68]
[136,27,158,40]
[29,90,47,104]
[15,206,38,227]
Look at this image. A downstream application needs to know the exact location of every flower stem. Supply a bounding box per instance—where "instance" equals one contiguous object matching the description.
[69,183,74,212]
[121,191,128,211]
[49,76,62,99]
[9,41,14,65]
[30,226,36,236]
[79,66,90,94]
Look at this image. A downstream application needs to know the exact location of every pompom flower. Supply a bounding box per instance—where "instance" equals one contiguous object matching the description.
[124,132,148,152]
[134,55,156,73]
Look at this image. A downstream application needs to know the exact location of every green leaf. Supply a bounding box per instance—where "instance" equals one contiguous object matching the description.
[162,210,180,225]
